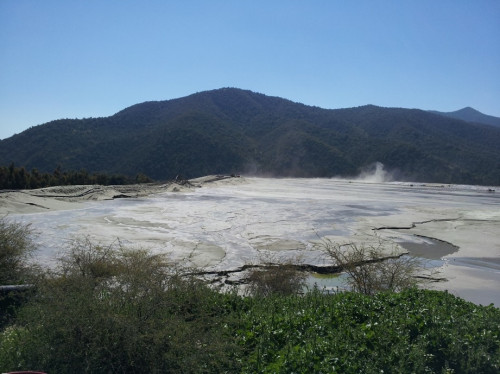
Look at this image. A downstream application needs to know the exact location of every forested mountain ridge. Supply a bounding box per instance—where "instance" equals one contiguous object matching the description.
[429,107,500,128]
[1,88,499,185]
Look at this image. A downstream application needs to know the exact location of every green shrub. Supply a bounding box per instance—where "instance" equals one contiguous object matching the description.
[0,217,38,328]
[0,326,31,371]
[3,239,241,373]
[0,217,36,285]
[237,288,500,373]
[1,237,499,373]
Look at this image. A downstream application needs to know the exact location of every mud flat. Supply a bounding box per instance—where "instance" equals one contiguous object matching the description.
[353,192,500,306]
[0,175,242,215]
[2,176,499,306]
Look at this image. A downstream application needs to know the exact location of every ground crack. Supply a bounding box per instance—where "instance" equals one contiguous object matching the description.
[373,217,461,231]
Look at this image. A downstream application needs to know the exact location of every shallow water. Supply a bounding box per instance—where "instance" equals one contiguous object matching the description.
[398,237,458,260]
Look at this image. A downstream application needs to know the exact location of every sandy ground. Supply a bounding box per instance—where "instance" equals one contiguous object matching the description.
[0,175,237,215]
[357,204,500,306]
[1,176,499,306]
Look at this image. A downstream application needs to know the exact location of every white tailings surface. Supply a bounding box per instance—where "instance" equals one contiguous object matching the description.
[5,177,499,306]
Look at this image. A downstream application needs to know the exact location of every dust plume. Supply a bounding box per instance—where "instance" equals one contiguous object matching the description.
[354,162,395,183]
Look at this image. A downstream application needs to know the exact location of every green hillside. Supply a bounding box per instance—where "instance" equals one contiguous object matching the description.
[1,88,499,185]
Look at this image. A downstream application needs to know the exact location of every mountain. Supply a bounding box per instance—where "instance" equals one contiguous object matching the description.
[1,88,500,185]
[429,107,500,128]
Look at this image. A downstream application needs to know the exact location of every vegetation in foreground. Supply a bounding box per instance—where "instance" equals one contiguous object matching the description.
[0,218,36,286]
[0,218,499,373]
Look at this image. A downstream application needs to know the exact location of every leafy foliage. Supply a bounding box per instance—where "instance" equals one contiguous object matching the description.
[1,88,499,184]
[3,283,500,373]
[237,288,500,373]
[0,235,499,373]
[0,217,35,285]
[0,218,37,328]
[1,240,241,373]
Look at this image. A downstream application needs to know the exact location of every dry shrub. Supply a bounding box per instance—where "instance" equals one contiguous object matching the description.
[246,263,307,297]
[319,238,422,295]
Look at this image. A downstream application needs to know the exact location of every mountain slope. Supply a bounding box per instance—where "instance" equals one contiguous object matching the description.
[429,107,500,128]
[1,88,500,185]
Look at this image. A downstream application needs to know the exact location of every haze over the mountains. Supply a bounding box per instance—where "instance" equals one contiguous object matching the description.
[1,88,499,186]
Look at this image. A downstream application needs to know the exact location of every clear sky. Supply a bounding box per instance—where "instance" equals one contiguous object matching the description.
[1,0,499,139]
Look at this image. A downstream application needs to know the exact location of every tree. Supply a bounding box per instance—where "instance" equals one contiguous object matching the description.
[135,173,153,184]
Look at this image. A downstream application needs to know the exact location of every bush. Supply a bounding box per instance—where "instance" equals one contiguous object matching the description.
[237,288,500,373]
[0,217,36,285]
[319,238,423,295]
[0,217,37,328]
[2,239,241,373]
[2,237,499,373]
[246,263,307,297]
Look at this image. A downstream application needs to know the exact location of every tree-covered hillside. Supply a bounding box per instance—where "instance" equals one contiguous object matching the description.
[1,88,499,185]
[430,107,500,128]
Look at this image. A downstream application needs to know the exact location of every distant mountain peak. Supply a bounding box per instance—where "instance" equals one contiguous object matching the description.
[456,107,481,114]
[429,107,500,128]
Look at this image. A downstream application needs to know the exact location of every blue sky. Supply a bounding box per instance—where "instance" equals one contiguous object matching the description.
[1,1,499,139]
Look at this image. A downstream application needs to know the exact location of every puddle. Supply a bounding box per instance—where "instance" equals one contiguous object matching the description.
[398,236,458,260]
[305,272,348,293]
